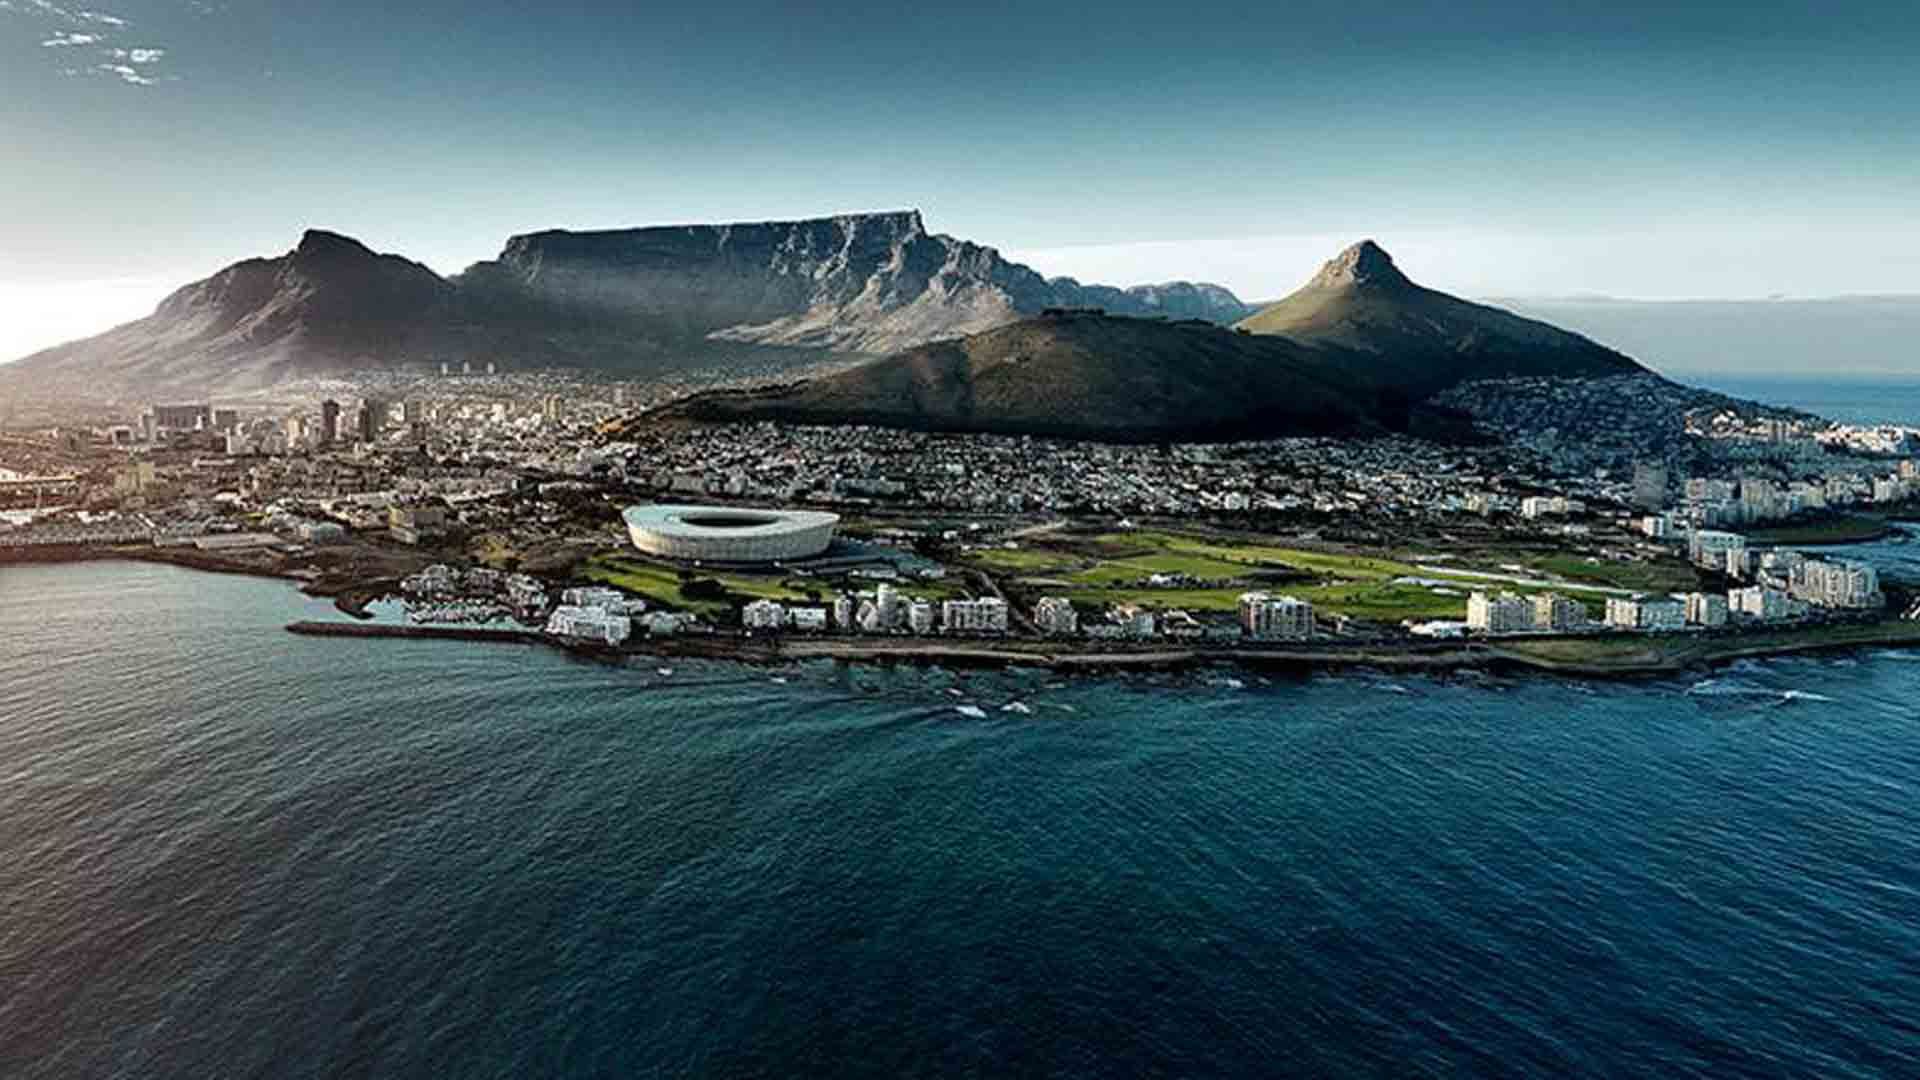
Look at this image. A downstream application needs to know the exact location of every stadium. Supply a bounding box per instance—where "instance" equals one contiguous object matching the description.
[622,504,841,564]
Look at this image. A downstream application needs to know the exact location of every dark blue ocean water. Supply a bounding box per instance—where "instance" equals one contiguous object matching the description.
[1688,375,1920,427]
[6,558,1920,1078]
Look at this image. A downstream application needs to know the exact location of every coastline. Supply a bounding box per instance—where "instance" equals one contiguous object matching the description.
[283,619,1920,680]
[14,550,1918,680]
[0,543,398,619]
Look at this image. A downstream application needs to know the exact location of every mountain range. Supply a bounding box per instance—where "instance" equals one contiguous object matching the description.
[1,211,1254,399]
[645,240,1644,442]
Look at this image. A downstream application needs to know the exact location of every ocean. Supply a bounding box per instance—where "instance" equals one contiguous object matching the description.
[1685,374,1920,427]
[6,555,1920,1077]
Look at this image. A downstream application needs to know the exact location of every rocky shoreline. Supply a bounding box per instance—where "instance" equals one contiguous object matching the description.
[283,619,1920,680]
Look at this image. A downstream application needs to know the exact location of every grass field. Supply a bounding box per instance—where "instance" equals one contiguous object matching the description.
[582,554,819,615]
[1527,553,1698,594]
[1001,529,1481,622]
[984,528,1701,624]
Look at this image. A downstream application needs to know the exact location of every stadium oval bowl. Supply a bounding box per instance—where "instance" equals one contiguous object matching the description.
[622,504,841,563]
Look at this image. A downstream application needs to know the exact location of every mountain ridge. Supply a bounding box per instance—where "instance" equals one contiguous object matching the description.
[641,239,1647,443]
[1,211,1253,398]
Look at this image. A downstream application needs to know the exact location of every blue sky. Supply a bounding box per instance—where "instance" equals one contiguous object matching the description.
[4,0,1919,361]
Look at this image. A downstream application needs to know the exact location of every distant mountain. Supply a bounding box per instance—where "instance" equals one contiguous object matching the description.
[459,210,1250,353]
[1,211,1251,399]
[1236,240,1642,397]
[643,240,1652,444]
[641,309,1481,443]
[8,230,452,398]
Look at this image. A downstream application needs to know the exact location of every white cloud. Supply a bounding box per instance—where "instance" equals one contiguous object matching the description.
[96,62,155,85]
[74,9,126,24]
[108,46,165,63]
[40,30,99,45]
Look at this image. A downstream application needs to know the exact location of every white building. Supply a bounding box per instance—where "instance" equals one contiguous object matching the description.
[742,599,787,630]
[1605,595,1685,632]
[1531,592,1588,632]
[1688,529,1747,569]
[875,584,904,632]
[1684,592,1729,627]
[1466,591,1533,634]
[1033,597,1080,636]
[908,598,936,635]
[941,597,1009,635]
[1240,592,1315,640]
[545,605,632,645]
[1789,559,1881,609]
[789,607,828,632]
[1729,585,1791,622]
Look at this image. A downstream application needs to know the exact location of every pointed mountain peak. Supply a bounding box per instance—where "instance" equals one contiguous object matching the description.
[1310,239,1412,291]
[293,229,376,263]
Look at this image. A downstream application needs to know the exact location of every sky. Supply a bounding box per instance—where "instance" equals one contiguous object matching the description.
[4,0,1920,363]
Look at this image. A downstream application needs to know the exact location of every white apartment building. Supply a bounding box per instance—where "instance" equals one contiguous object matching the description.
[1729,585,1791,621]
[1789,559,1880,609]
[545,605,632,645]
[1606,595,1686,632]
[742,599,787,630]
[909,599,936,635]
[1688,529,1747,569]
[942,597,1009,634]
[1685,592,1729,627]
[1531,592,1588,632]
[1033,597,1080,636]
[1240,592,1315,639]
[1467,591,1533,634]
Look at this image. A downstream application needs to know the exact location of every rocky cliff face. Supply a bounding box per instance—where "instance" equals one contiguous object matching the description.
[462,210,1250,354]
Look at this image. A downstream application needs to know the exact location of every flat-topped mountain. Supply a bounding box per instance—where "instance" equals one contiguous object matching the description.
[2,211,1252,399]
[459,210,1251,353]
[1237,240,1641,397]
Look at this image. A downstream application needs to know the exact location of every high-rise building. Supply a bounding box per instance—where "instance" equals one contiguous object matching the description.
[358,398,387,443]
[151,403,211,431]
[320,400,341,445]
[1633,461,1668,511]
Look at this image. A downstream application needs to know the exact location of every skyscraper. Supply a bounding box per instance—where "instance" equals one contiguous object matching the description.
[320,400,341,445]
[358,398,387,443]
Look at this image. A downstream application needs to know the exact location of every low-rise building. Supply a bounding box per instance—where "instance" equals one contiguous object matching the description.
[1033,597,1079,636]
[545,605,631,645]
[742,599,786,630]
